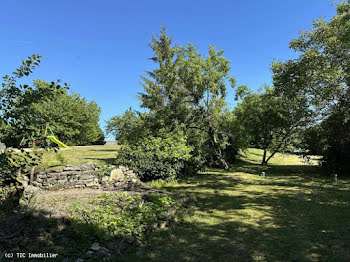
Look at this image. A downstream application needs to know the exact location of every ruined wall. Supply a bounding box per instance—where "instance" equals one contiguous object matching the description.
[31,164,139,190]
[32,164,100,189]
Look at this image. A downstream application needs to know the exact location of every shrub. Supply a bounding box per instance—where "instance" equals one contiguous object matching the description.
[68,192,178,240]
[0,149,41,209]
[116,132,192,181]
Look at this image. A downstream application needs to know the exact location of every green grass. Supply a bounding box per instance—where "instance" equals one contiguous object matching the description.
[118,149,350,262]
[38,145,120,170]
[239,148,320,166]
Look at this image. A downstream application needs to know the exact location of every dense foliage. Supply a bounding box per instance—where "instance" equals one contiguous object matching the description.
[234,85,311,165]
[302,95,350,173]
[0,55,64,206]
[116,132,193,181]
[110,28,241,174]
[272,1,350,172]
[31,80,104,146]
[0,55,67,148]
[69,192,178,240]
[1,79,104,147]
[106,108,148,145]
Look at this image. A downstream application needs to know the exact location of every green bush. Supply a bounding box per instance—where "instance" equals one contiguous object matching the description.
[116,132,193,181]
[68,192,177,240]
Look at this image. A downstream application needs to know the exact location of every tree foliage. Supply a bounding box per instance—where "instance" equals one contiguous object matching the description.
[0,55,66,206]
[116,132,192,181]
[272,1,350,171]
[31,80,104,146]
[0,55,67,147]
[1,78,104,147]
[106,108,148,145]
[234,85,310,165]
[138,28,237,170]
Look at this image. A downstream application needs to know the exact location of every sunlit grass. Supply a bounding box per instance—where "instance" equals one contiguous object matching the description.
[119,149,350,262]
[38,145,120,170]
[240,148,320,166]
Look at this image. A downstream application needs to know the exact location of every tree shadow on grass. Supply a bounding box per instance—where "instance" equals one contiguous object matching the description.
[229,159,322,177]
[118,166,350,262]
[84,157,116,165]
[0,207,131,262]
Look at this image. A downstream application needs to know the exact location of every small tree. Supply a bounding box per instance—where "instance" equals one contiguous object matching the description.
[0,55,66,206]
[106,108,149,145]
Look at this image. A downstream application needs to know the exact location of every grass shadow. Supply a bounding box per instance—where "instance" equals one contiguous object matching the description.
[119,163,350,261]
[0,207,123,261]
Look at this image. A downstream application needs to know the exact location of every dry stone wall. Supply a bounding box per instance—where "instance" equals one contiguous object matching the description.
[32,164,100,189]
[31,164,138,190]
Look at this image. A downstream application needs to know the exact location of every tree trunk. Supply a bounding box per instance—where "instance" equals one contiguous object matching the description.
[30,166,35,185]
[208,125,229,170]
[261,149,267,165]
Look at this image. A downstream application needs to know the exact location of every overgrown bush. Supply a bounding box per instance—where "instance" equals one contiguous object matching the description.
[116,132,192,181]
[68,192,177,240]
[0,149,41,208]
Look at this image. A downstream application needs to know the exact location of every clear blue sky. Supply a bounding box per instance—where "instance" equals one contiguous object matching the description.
[0,0,337,139]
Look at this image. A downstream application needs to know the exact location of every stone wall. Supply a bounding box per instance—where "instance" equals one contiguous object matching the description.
[30,164,139,190]
[32,164,100,189]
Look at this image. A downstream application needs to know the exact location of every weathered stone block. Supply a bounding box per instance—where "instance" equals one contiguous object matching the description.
[110,169,125,181]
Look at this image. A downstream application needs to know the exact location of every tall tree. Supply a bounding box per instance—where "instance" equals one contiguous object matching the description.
[272,1,350,117]
[138,28,236,170]
[176,44,236,170]
[272,1,350,170]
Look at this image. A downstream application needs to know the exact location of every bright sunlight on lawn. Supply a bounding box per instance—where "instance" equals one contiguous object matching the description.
[39,145,120,170]
[118,149,350,262]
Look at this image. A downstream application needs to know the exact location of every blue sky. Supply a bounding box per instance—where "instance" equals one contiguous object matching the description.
[0,0,337,139]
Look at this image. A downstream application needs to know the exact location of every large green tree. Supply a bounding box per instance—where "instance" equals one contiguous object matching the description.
[234,85,310,165]
[0,55,66,147]
[1,79,104,146]
[272,1,350,170]
[31,80,104,146]
[272,1,349,116]
[137,28,237,170]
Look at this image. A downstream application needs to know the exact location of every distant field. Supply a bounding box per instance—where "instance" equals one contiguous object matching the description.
[39,145,120,170]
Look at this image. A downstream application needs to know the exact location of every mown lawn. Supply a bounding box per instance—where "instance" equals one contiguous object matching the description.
[38,145,120,170]
[117,149,350,262]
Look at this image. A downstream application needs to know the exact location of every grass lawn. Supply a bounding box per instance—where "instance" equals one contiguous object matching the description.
[38,145,120,170]
[117,149,350,262]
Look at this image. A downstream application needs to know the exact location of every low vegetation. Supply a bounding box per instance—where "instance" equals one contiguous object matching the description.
[120,149,350,262]
[69,192,178,240]
[116,133,193,181]
[0,188,181,261]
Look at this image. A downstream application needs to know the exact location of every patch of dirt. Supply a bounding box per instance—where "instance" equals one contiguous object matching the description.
[35,188,106,218]
[0,184,195,261]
